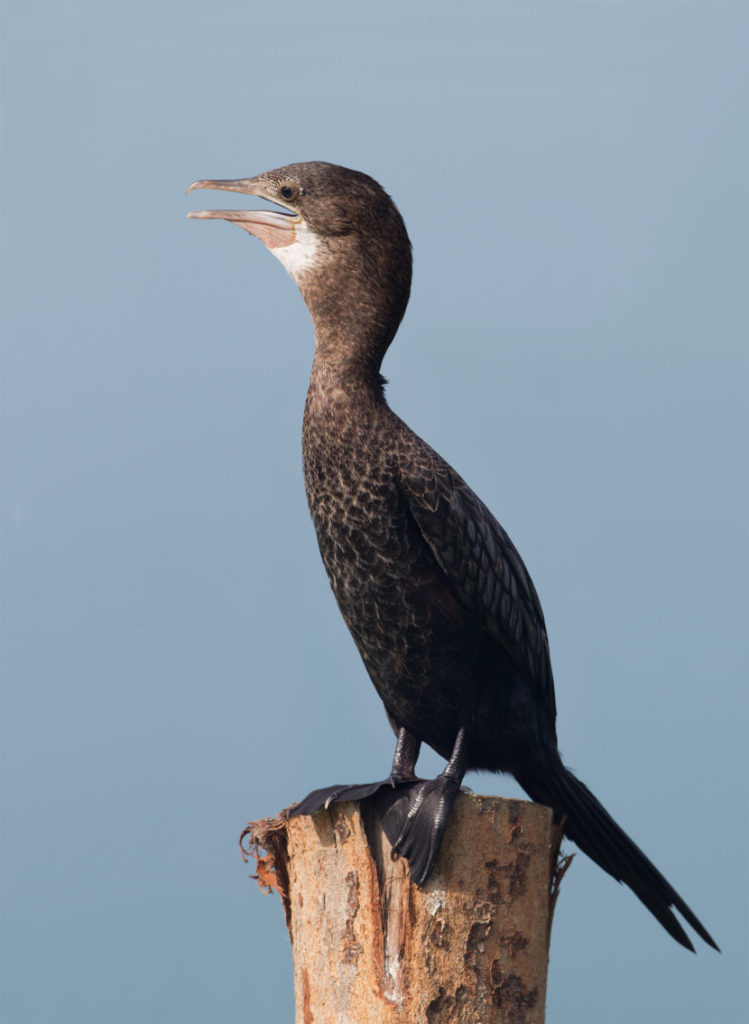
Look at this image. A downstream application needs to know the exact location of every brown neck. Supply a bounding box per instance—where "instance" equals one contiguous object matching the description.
[298,231,412,388]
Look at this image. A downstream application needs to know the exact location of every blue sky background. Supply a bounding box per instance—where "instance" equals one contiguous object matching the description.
[1,3,747,1022]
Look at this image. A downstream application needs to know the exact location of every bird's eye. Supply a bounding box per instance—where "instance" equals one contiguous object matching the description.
[279,183,299,202]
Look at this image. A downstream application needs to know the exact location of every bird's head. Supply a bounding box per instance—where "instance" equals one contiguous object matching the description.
[188,162,412,364]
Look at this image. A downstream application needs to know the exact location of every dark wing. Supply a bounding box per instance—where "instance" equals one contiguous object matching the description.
[400,444,556,720]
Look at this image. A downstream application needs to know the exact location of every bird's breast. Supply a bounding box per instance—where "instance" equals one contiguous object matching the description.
[301,396,479,748]
[302,403,417,600]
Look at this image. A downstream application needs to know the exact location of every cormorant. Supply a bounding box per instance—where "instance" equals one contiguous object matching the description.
[188,162,717,952]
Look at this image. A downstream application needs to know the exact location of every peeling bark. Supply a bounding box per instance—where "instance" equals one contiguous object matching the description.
[242,793,564,1024]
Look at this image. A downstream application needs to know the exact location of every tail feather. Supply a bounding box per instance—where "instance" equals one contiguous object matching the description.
[517,764,719,952]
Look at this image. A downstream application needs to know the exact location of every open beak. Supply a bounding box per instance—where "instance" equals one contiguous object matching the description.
[186,178,300,249]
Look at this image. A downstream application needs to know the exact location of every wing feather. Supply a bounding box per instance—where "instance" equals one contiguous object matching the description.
[401,453,556,718]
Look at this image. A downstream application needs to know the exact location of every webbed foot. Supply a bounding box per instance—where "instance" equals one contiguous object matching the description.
[372,774,461,886]
[289,772,418,817]
[291,725,468,885]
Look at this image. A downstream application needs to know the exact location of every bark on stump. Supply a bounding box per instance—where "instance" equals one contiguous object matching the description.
[243,792,567,1024]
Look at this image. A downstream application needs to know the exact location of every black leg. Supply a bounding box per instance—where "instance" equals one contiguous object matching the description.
[372,726,468,886]
[288,724,423,817]
[390,725,421,782]
[441,723,468,783]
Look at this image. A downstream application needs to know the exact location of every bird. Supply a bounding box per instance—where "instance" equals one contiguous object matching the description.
[187,161,717,952]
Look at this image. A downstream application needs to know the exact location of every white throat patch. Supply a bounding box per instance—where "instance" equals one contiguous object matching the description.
[270,220,322,282]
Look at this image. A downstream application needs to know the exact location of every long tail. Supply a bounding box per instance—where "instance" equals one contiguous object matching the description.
[516,763,719,952]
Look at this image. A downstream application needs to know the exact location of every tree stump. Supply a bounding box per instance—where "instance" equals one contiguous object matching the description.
[242,792,568,1024]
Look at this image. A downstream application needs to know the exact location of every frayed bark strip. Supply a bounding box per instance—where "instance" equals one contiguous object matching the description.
[239,813,292,929]
[547,818,574,945]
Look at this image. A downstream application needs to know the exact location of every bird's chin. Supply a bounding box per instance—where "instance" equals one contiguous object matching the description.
[186,208,299,250]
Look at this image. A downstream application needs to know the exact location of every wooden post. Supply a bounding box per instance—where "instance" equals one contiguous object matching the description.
[242,792,568,1024]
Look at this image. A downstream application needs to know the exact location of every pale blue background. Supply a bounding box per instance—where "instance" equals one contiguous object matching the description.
[1,3,747,1022]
